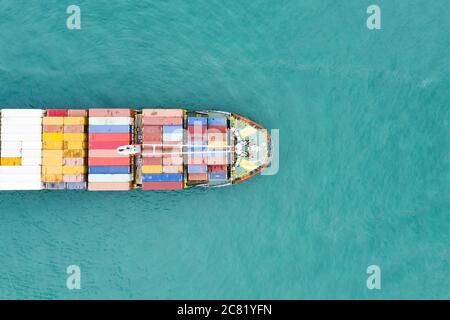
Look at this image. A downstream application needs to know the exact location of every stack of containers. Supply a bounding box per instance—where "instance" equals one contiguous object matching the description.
[207,117,229,182]
[187,117,208,182]
[88,109,133,191]
[41,109,88,189]
[141,109,184,190]
[63,110,88,190]
[0,109,43,190]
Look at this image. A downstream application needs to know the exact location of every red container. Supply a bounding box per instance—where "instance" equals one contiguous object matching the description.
[188,126,207,134]
[188,157,207,165]
[88,157,131,166]
[64,125,85,133]
[143,133,162,143]
[208,165,228,172]
[188,173,208,181]
[89,109,131,117]
[142,181,184,190]
[47,109,68,117]
[89,133,131,142]
[68,109,88,117]
[89,141,127,149]
[207,126,227,134]
[143,117,183,126]
[143,126,162,134]
[142,157,163,165]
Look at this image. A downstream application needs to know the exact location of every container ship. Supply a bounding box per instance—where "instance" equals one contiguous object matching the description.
[0,109,271,191]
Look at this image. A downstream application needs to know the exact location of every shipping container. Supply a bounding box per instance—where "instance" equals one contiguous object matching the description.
[88,141,128,150]
[142,109,183,117]
[89,117,133,125]
[142,165,163,174]
[89,125,130,133]
[1,109,44,117]
[88,166,130,174]
[142,117,183,126]
[63,117,87,125]
[142,157,163,165]
[88,133,131,142]
[88,182,131,191]
[89,109,131,117]
[88,174,133,183]
[142,173,183,182]
[88,157,131,166]
[142,181,184,190]
[208,172,228,180]
[67,110,88,117]
[42,117,64,125]
[47,109,68,117]
[187,117,207,126]
[65,182,87,190]
[207,118,227,126]
[64,125,85,133]
[188,173,208,181]
[187,165,207,174]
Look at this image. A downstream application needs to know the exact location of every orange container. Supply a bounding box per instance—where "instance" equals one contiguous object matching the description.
[43,125,64,133]
[163,165,183,173]
[64,125,85,133]
[189,173,208,181]
[68,110,88,117]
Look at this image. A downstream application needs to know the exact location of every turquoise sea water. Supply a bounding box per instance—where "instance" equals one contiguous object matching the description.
[0,0,448,299]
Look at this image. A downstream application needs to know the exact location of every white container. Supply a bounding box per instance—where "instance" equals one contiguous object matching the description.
[22,149,42,159]
[0,174,42,183]
[89,117,133,125]
[163,133,183,141]
[21,141,43,149]
[1,109,44,118]
[1,133,42,141]
[0,124,42,134]
[0,181,42,190]
[21,156,42,166]
[88,174,133,183]
[0,166,41,175]
[0,117,43,126]
[0,148,22,157]
[1,141,22,150]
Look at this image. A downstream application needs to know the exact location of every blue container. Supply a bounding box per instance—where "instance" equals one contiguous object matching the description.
[89,125,130,133]
[89,166,130,174]
[187,117,207,126]
[208,172,228,181]
[207,118,227,126]
[66,182,87,190]
[163,125,183,134]
[45,182,66,190]
[189,146,207,153]
[187,165,207,174]
[142,173,183,182]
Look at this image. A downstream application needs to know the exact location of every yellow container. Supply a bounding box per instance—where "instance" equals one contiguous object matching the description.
[42,174,63,183]
[43,150,64,158]
[62,166,87,174]
[42,117,64,125]
[43,166,63,175]
[63,133,87,142]
[64,149,86,158]
[43,133,64,141]
[208,140,228,147]
[43,140,64,150]
[142,165,163,174]
[64,141,87,150]
[63,117,87,125]
[42,157,64,166]
[0,157,21,166]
